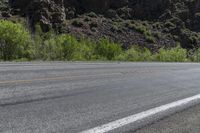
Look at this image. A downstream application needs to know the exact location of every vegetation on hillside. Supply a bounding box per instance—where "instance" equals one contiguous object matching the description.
[0,20,200,62]
[0,20,33,60]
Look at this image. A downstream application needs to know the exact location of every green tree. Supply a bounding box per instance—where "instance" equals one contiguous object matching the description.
[0,20,32,60]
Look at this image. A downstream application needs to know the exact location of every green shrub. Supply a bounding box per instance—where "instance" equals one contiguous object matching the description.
[134,25,147,34]
[154,31,162,39]
[190,48,200,62]
[32,26,99,61]
[0,20,191,62]
[32,24,56,59]
[78,38,96,60]
[72,20,84,27]
[42,38,63,60]
[54,35,95,61]
[87,12,97,18]
[145,34,155,43]
[154,45,187,62]
[164,21,176,29]
[60,35,81,60]
[127,21,155,43]
[0,20,33,60]
[115,46,152,61]
[95,38,122,60]
[84,16,91,22]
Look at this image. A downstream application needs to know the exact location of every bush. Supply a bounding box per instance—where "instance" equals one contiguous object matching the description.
[154,45,187,62]
[32,25,97,61]
[54,35,95,61]
[0,20,32,60]
[32,24,56,59]
[0,20,191,62]
[87,12,97,18]
[61,35,82,60]
[127,21,155,43]
[190,48,200,62]
[72,20,84,27]
[42,38,63,60]
[115,46,152,61]
[95,38,122,60]
[77,38,96,60]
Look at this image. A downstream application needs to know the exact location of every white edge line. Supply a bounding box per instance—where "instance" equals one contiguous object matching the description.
[80,94,200,133]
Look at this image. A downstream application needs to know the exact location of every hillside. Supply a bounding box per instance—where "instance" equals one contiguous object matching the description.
[1,0,200,51]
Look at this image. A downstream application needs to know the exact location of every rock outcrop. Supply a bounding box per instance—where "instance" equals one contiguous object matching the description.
[6,0,170,31]
[8,0,200,28]
[2,0,200,49]
[27,0,65,31]
[9,0,65,31]
[0,0,11,18]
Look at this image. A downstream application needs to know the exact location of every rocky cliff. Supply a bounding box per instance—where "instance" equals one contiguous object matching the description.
[2,0,200,50]
[8,0,170,29]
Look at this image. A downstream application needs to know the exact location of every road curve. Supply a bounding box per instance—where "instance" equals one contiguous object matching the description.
[0,62,200,133]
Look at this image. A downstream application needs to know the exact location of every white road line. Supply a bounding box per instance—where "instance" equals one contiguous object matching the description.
[80,94,200,133]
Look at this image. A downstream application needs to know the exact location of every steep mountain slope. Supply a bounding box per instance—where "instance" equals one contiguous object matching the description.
[1,0,200,50]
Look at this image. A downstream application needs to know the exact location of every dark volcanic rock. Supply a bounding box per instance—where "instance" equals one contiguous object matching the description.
[8,0,171,19]
[10,0,66,31]
[28,0,65,31]
[6,0,200,26]
[0,0,10,18]
[129,0,171,20]
[2,0,200,48]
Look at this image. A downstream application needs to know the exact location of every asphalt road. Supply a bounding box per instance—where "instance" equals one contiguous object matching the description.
[0,62,200,133]
[134,104,200,133]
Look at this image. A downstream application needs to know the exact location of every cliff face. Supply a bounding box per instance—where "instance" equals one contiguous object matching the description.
[7,0,200,30]
[8,0,169,25]
[2,0,200,49]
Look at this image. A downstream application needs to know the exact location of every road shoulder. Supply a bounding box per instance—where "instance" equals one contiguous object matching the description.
[134,104,200,133]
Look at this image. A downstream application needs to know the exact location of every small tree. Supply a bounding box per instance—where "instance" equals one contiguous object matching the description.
[0,20,32,60]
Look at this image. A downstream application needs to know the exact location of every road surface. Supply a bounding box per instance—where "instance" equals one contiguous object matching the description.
[0,62,200,133]
[134,104,200,133]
